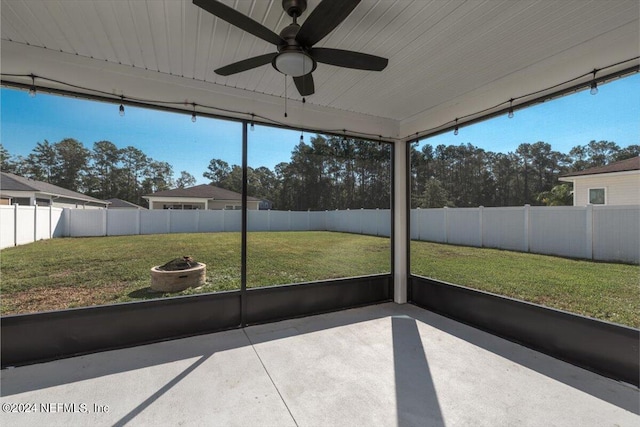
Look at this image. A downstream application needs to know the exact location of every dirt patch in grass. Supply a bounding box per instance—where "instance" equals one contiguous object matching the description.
[2,282,130,315]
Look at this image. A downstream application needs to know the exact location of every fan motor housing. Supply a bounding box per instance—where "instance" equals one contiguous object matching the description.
[282,0,307,18]
[279,23,301,45]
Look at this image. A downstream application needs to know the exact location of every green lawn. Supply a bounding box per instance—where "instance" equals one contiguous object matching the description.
[0,232,637,328]
[411,241,639,328]
[0,232,390,314]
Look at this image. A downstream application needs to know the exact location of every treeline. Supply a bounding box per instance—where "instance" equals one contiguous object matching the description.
[204,135,392,210]
[2,137,637,209]
[0,139,184,207]
[206,138,637,209]
[411,140,638,208]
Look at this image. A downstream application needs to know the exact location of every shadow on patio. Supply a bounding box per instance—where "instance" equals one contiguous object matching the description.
[1,303,637,426]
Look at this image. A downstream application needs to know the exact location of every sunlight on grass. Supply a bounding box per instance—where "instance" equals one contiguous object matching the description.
[1,232,637,328]
[0,232,390,315]
[411,241,640,328]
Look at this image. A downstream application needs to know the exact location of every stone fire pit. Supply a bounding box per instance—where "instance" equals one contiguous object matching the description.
[150,256,206,292]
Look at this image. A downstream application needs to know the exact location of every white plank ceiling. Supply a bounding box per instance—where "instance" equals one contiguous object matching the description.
[1,0,639,140]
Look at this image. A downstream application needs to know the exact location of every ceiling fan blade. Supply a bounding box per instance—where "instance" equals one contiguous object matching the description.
[296,0,360,47]
[193,0,284,46]
[293,74,315,96]
[311,48,388,71]
[215,53,278,76]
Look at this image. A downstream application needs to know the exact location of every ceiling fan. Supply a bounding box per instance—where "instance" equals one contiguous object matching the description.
[193,0,388,97]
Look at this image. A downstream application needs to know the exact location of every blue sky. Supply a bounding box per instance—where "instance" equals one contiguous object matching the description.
[1,73,638,184]
[421,72,639,152]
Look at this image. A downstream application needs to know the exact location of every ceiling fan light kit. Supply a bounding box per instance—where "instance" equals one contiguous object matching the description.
[274,51,315,77]
[193,0,388,96]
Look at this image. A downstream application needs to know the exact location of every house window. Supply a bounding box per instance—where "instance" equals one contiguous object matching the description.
[163,204,200,210]
[13,198,31,206]
[589,188,605,205]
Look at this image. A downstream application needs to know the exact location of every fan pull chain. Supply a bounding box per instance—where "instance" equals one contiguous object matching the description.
[284,74,288,118]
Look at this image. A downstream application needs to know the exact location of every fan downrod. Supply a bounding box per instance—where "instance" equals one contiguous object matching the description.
[282,0,307,18]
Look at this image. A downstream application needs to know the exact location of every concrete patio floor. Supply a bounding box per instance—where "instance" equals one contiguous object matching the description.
[1,302,638,426]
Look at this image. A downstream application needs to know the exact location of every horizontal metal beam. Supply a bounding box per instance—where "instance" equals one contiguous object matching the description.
[246,274,393,325]
[1,274,392,367]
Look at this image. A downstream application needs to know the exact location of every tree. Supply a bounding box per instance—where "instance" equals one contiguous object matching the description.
[120,146,149,202]
[569,145,590,171]
[417,178,450,208]
[537,184,573,206]
[88,140,121,199]
[585,140,620,167]
[224,165,245,194]
[487,152,518,207]
[251,166,278,200]
[143,161,174,194]
[0,144,16,173]
[613,144,640,162]
[176,171,196,188]
[53,138,90,191]
[203,159,231,185]
[516,143,532,204]
[23,140,57,182]
[569,140,622,171]
[528,141,570,202]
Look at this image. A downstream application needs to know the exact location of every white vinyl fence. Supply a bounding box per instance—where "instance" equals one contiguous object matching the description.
[2,204,638,263]
[0,206,390,248]
[411,205,639,264]
[0,205,65,249]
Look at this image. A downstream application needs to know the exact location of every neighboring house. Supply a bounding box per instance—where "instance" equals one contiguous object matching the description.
[0,172,108,209]
[105,198,147,209]
[259,199,274,210]
[559,157,640,206]
[143,184,260,210]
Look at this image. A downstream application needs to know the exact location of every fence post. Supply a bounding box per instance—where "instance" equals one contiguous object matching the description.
[103,209,108,236]
[33,203,38,243]
[268,209,271,231]
[12,204,18,246]
[49,205,53,239]
[585,204,594,260]
[360,208,364,234]
[167,210,171,233]
[479,206,484,247]
[64,208,70,237]
[443,207,449,243]
[524,204,530,253]
[195,209,200,233]
[136,209,141,235]
[308,209,311,231]
[376,208,380,236]
[288,210,292,231]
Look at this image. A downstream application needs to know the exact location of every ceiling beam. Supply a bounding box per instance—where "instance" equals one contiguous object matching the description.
[1,41,400,142]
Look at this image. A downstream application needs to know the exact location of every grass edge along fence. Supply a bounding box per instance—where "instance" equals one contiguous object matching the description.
[1,204,638,264]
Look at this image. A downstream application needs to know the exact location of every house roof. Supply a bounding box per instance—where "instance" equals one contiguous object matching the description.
[561,157,640,178]
[0,172,108,205]
[105,198,146,209]
[145,184,260,201]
